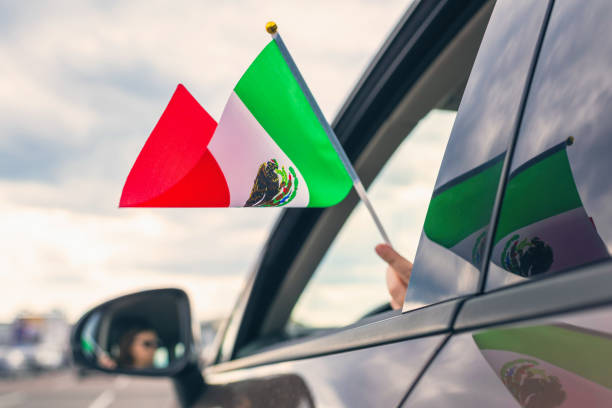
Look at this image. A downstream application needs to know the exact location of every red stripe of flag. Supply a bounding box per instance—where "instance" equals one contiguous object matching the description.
[120,84,229,207]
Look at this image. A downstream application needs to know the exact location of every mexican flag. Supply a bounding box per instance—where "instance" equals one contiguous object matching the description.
[491,139,608,276]
[422,153,505,266]
[120,40,352,208]
[473,324,612,407]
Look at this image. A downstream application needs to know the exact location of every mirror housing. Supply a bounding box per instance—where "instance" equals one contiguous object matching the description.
[71,288,197,376]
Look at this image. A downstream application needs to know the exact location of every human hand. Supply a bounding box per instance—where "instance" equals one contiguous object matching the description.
[375,243,413,310]
[97,353,117,369]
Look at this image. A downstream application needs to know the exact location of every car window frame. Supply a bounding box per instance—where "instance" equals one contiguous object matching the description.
[211,0,495,366]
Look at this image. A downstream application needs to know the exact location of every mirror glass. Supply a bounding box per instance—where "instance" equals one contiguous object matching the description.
[75,290,190,373]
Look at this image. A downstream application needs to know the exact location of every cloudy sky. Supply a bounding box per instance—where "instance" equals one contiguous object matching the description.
[0,0,451,324]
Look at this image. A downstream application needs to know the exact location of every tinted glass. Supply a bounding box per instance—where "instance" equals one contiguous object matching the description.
[287,110,455,331]
[404,0,551,311]
[486,0,612,290]
[402,306,612,407]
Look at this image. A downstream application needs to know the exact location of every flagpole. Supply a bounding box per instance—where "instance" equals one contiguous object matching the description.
[266,22,391,245]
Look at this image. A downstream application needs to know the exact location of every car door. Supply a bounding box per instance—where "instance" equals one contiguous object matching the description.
[191,1,498,407]
[403,0,612,406]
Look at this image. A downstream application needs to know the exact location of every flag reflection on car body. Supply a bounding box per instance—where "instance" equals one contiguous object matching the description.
[473,323,612,407]
[423,136,609,276]
[423,152,505,267]
[491,137,609,277]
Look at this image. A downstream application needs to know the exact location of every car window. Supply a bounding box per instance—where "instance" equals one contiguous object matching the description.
[286,109,455,332]
[486,0,612,290]
[404,0,552,311]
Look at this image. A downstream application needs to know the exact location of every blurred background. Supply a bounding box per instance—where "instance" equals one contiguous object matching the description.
[0,0,424,401]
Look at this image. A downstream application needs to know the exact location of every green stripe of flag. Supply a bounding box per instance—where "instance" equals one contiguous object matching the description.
[424,156,503,248]
[235,41,352,207]
[494,143,582,243]
[81,337,95,354]
[474,324,612,390]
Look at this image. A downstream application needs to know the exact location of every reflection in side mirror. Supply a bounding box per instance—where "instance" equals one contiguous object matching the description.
[71,288,195,376]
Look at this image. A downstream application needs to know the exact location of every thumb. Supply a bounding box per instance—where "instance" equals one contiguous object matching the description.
[375,243,403,265]
[375,243,412,285]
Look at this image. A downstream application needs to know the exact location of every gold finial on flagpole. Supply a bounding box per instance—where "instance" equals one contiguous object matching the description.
[266,21,278,35]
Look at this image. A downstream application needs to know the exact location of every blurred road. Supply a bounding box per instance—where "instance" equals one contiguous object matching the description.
[0,370,177,408]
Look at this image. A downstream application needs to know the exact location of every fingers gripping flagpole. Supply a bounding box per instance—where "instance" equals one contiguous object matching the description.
[266,22,391,245]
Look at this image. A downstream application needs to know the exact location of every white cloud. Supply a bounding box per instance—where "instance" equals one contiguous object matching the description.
[0,0,412,322]
[0,187,279,321]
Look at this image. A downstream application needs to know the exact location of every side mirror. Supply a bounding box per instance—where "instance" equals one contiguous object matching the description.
[71,288,197,376]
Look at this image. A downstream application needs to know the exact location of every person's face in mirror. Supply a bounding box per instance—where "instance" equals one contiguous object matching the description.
[130,330,159,368]
[119,328,159,369]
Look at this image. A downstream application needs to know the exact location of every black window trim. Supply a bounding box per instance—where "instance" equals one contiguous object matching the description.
[206,2,612,401]
[206,298,462,374]
[456,259,612,332]
[210,0,491,363]
[260,0,496,340]
[214,0,492,365]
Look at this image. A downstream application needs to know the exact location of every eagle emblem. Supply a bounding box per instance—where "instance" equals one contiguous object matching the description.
[501,234,553,277]
[500,358,566,408]
[245,159,298,207]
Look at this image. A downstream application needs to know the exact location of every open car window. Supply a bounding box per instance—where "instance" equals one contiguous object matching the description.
[286,109,456,335]
[220,1,497,360]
